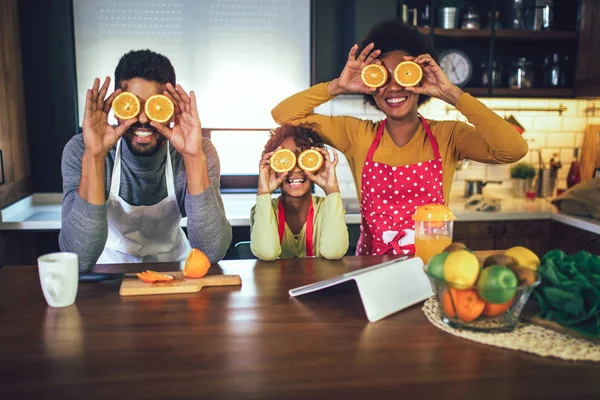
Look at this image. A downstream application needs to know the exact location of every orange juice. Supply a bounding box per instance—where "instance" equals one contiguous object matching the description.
[415,234,452,264]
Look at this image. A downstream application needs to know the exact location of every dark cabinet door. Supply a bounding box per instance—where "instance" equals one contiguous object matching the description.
[551,221,600,255]
[453,221,495,250]
[575,0,600,97]
[495,220,551,257]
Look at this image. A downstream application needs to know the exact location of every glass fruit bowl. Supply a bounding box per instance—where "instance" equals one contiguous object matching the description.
[425,267,541,332]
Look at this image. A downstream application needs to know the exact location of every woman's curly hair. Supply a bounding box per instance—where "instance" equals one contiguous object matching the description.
[358,19,438,109]
[264,123,324,153]
[114,49,176,89]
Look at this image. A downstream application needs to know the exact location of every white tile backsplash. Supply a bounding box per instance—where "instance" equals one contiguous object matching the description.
[533,116,564,132]
[561,116,588,131]
[319,95,597,199]
[546,133,575,147]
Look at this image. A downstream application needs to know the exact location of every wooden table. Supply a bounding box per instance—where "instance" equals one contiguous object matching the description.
[1,255,599,399]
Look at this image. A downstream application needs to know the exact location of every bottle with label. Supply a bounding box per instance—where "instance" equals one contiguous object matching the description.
[566,148,581,188]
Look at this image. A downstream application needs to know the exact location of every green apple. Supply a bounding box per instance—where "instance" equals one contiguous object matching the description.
[476,265,518,304]
[426,252,449,281]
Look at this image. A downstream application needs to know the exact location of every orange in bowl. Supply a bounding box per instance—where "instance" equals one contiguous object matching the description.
[144,94,175,123]
[394,61,423,87]
[184,248,211,279]
[298,149,324,172]
[112,92,140,120]
[361,64,388,88]
[270,149,296,173]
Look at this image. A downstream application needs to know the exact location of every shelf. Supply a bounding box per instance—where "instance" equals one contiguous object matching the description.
[463,87,490,96]
[486,88,574,97]
[495,30,577,41]
[417,27,577,42]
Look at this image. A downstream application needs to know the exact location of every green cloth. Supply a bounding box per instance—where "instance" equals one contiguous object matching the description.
[533,249,600,338]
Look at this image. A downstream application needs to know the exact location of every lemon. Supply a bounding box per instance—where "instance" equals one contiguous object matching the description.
[504,246,540,271]
[443,249,480,289]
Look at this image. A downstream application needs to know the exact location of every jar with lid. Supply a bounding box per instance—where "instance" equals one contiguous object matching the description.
[461,7,480,29]
[481,61,502,87]
[509,57,534,89]
[543,53,568,88]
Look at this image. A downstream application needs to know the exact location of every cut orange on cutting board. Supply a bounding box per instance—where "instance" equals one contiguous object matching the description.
[136,270,174,283]
[184,248,211,279]
[269,149,297,173]
[298,149,324,172]
[394,61,423,87]
[112,92,140,120]
[361,64,388,88]
[144,94,175,123]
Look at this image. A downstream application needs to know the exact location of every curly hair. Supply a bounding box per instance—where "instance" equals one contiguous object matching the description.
[358,19,438,109]
[264,123,324,154]
[114,49,176,89]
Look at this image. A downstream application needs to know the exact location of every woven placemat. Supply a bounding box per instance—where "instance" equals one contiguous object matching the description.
[422,297,600,362]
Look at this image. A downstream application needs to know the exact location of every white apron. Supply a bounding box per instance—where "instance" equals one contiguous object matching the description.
[96,139,191,264]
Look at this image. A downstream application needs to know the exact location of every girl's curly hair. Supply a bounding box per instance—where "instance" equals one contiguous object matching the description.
[264,123,324,153]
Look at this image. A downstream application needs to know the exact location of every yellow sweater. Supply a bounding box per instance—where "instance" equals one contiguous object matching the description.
[250,193,349,260]
[272,83,529,202]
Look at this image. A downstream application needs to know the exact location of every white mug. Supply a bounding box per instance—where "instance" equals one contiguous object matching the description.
[38,252,79,307]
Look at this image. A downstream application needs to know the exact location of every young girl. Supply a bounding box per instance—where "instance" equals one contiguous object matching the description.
[250,123,349,260]
[271,20,528,256]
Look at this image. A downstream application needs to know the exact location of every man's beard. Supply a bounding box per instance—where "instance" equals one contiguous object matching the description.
[122,122,166,157]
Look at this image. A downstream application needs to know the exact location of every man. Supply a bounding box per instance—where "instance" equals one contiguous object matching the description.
[59,49,232,270]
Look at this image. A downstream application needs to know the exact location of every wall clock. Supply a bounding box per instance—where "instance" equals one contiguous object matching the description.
[438,49,472,87]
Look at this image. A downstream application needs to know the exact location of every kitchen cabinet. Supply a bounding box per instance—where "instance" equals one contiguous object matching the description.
[0,0,31,209]
[453,221,495,250]
[454,219,551,255]
[550,220,600,255]
[574,0,600,97]
[494,220,551,256]
[313,0,597,97]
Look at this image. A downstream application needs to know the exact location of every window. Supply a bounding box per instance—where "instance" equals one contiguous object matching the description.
[73,0,311,130]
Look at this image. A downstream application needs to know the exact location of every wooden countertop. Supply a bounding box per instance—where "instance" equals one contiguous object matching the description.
[0,255,598,399]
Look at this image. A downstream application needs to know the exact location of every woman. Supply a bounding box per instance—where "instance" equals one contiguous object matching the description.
[250,123,349,260]
[272,20,528,256]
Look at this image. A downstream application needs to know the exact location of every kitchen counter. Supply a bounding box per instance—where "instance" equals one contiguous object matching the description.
[2,192,600,235]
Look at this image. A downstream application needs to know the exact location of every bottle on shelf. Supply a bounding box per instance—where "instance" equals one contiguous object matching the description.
[566,148,581,188]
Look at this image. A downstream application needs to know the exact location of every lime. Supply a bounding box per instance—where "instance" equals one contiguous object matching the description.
[426,252,449,281]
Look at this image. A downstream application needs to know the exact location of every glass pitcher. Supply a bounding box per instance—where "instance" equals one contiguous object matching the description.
[412,204,456,264]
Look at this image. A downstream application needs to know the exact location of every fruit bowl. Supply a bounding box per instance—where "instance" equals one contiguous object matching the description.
[425,267,540,332]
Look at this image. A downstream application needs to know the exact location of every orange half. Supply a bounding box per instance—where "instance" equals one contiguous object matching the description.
[144,94,175,123]
[269,149,296,173]
[361,64,388,88]
[183,248,211,279]
[112,92,140,120]
[298,149,324,172]
[394,61,423,87]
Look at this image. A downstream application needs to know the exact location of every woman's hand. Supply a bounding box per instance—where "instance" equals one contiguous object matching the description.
[402,54,464,106]
[257,148,288,195]
[328,43,382,96]
[306,147,340,195]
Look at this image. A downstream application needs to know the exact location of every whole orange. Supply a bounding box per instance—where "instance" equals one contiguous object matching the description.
[442,288,485,322]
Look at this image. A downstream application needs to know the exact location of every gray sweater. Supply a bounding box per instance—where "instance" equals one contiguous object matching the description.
[59,134,232,271]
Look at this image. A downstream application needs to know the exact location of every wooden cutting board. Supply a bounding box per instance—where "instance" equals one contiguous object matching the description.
[580,124,600,181]
[119,272,242,296]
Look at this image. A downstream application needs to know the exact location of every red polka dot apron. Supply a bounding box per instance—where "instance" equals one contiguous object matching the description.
[356,116,445,256]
